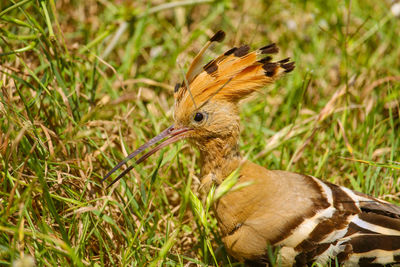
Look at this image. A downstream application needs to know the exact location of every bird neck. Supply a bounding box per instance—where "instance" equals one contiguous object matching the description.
[197,136,242,184]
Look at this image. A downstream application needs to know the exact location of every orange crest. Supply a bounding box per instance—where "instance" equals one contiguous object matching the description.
[174,30,295,113]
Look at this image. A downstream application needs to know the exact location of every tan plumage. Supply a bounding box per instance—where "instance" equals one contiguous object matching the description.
[103,31,400,266]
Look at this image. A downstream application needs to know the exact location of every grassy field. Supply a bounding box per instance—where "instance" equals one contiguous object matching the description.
[1,0,400,266]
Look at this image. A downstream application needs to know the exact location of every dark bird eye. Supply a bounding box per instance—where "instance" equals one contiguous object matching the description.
[194,112,204,122]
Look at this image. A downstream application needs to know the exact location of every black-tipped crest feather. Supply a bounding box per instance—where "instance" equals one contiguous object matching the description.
[234,45,250,57]
[174,83,181,93]
[210,30,226,42]
[224,47,237,56]
[260,43,279,54]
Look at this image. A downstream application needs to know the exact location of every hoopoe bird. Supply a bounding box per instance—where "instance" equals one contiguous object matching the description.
[103,30,400,266]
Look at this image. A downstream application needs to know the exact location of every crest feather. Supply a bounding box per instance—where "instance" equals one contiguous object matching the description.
[175,31,295,107]
[185,30,226,84]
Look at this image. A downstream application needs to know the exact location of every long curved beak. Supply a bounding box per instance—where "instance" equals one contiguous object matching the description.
[102,125,191,188]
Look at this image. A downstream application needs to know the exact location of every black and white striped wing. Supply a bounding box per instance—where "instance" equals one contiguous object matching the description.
[337,188,400,265]
[292,177,400,266]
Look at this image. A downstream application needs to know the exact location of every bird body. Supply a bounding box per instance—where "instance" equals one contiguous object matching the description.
[214,160,400,266]
[103,30,400,266]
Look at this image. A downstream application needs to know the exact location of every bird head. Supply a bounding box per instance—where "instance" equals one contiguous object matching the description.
[102,30,294,187]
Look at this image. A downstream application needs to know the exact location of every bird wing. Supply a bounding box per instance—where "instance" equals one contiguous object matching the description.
[355,190,400,218]
[288,177,400,266]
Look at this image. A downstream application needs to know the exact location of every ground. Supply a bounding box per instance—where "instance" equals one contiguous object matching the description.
[0,0,399,266]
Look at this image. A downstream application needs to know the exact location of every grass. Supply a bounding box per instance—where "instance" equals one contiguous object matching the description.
[1,0,399,266]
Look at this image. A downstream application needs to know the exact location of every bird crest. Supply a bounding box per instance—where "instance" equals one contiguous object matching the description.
[174,30,295,114]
